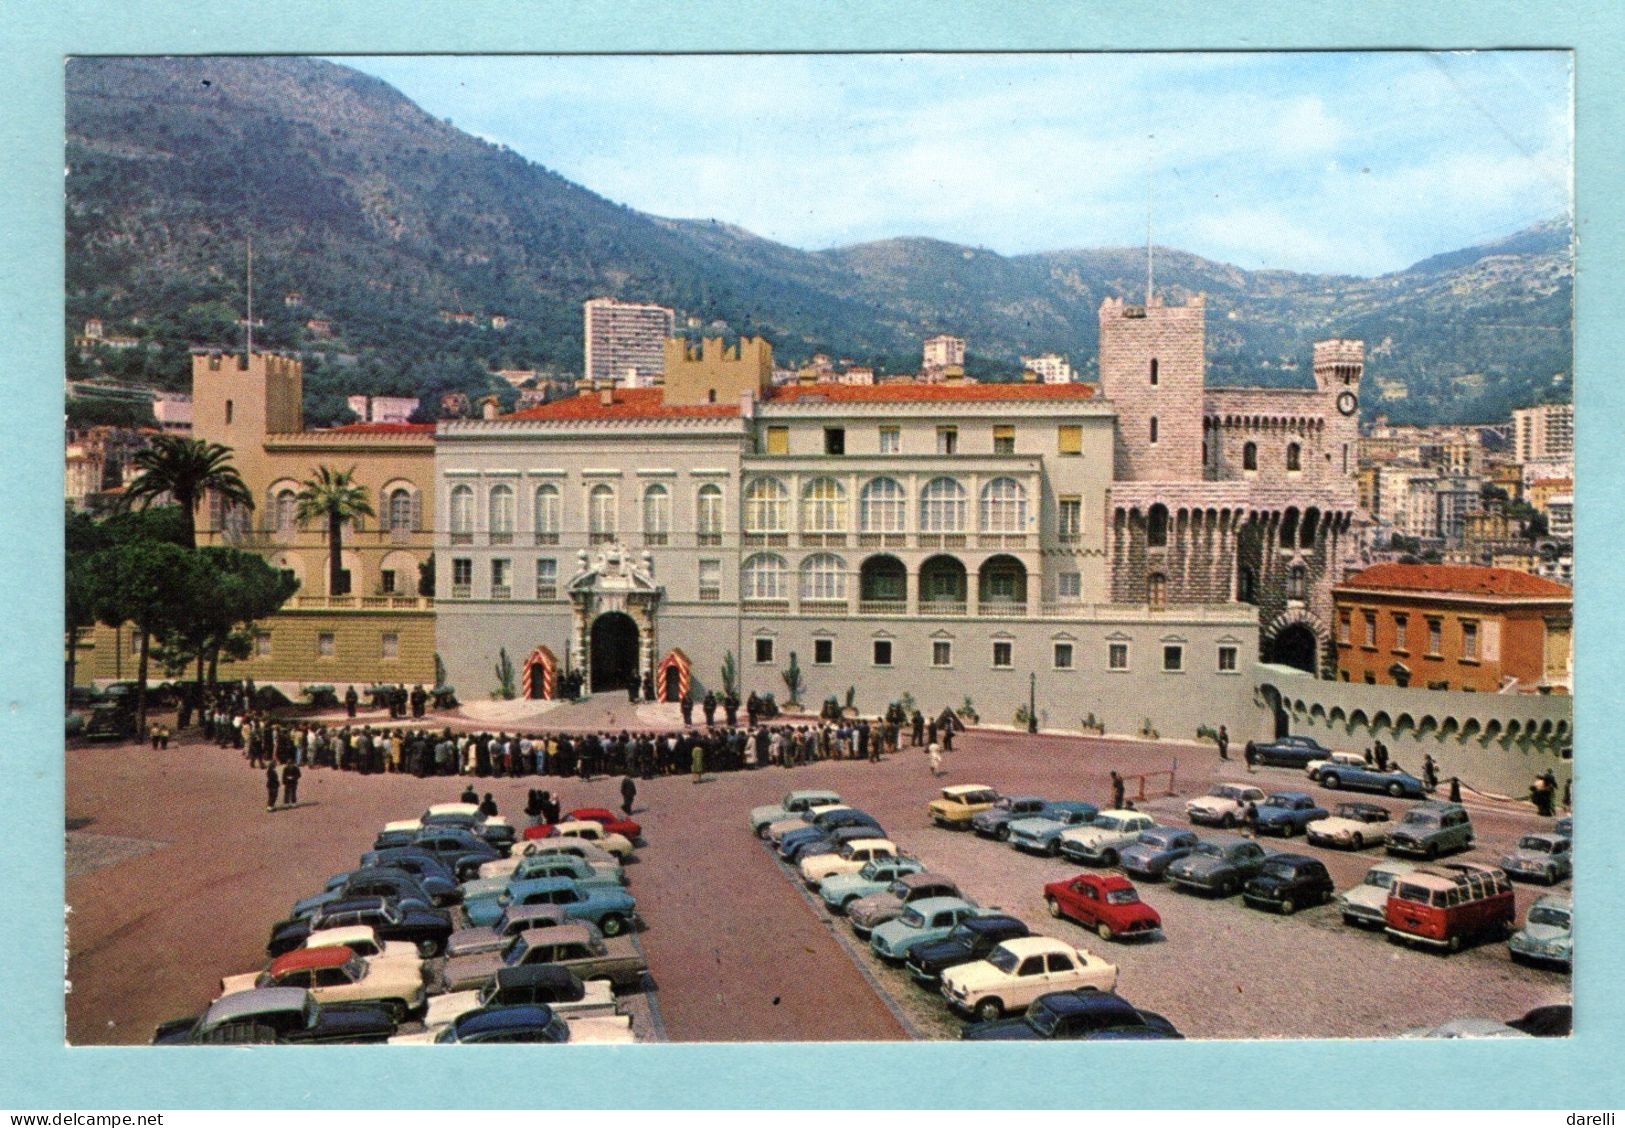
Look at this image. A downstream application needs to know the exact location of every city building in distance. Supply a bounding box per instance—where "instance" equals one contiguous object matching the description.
[584,296,676,388]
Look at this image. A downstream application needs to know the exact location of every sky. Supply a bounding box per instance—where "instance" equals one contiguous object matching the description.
[342,52,1571,277]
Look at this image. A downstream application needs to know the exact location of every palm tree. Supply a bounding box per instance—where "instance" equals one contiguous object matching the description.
[122,436,254,549]
[294,465,375,597]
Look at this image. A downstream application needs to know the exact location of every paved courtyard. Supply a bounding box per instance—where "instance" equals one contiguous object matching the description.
[65,707,1568,1044]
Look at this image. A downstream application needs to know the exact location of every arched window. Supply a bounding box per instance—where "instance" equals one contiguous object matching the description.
[588,483,617,543]
[1290,563,1308,601]
[387,487,413,533]
[1147,503,1169,548]
[801,477,847,533]
[859,477,906,533]
[533,484,560,544]
[450,484,474,539]
[642,484,670,544]
[741,553,788,600]
[1148,572,1168,611]
[1243,442,1258,471]
[1238,566,1257,604]
[980,477,1028,533]
[1286,442,1302,472]
[799,553,847,602]
[696,483,724,544]
[743,477,789,534]
[920,477,967,533]
[488,484,515,542]
[274,488,298,534]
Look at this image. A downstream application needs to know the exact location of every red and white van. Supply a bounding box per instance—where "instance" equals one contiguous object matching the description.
[1384,863,1515,952]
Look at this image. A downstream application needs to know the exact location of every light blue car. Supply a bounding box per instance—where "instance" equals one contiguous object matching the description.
[749,790,842,838]
[1508,894,1572,968]
[1007,802,1099,856]
[465,876,637,937]
[869,897,982,962]
[819,857,927,912]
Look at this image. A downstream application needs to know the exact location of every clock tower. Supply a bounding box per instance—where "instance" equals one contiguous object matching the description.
[1313,339,1364,480]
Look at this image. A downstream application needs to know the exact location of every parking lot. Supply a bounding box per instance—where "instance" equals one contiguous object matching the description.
[65,718,1568,1043]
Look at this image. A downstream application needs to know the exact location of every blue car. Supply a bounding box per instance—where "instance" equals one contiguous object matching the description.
[357,848,461,891]
[408,829,502,880]
[1253,792,1330,837]
[869,897,983,962]
[1118,827,1200,881]
[1007,802,1099,856]
[433,1004,570,1045]
[292,869,437,918]
[970,796,1050,841]
[1316,762,1428,799]
[469,876,638,937]
[819,857,927,912]
[780,812,883,861]
[1244,734,1333,769]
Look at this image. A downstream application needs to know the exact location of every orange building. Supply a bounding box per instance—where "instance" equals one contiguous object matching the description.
[1333,564,1571,693]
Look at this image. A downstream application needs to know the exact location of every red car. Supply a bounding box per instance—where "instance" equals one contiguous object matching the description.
[1043,873,1162,942]
[521,808,643,843]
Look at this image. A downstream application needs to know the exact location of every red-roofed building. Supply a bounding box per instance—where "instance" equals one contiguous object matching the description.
[1333,563,1571,693]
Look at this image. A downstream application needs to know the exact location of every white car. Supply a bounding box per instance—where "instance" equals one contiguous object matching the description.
[1306,751,1368,781]
[548,819,634,858]
[1057,810,1156,866]
[940,936,1118,1023]
[1185,783,1267,828]
[219,947,426,1023]
[301,925,423,965]
[799,838,901,886]
[1337,859,1417,928]
[478,837,622,880]
[1305,802,1394,850]
[765,804,851,845]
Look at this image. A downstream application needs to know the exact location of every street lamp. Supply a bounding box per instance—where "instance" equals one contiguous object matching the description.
[1028,671,1038,734]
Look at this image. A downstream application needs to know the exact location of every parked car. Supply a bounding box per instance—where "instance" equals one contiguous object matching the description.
[1119,827,1201,880]
[1399,1017,1533,1039]
[300,925,422,964]
[268,897,453,959]
[445,904,570,959]
[408,828,502,880]
[905,915,1032,986]
[429,1004,572,1045]
[1337,859,1417,928]
[1244,734,1332,769]
[524,819,635,858]
[1306,802,1393,850]
[1166,835,1271,896]
[962,990,1181,1041]
[848,873,967,938]
[782,821,887,865]
[419,964,618,1033]
[799,837,902,886]
[1317,761,1428,799]
[928,784,1002,830]
[1057,809,1157,867]
[374,820,428,851]
[152,987,396,1045]
[295,868,445,917]
[1007,802,1100,856]
[1241,853,1335,914]
[419,804,515,852]
[1185,783,1267,828]
[440,922,647,993]
[819,857,927,913]
[1251,792,1329,837]
[480,837,623,882]
[1500,833,1572,885]
[1044,873,1162,941]
[1384,863,1515,953]
[467,876,637,937]
[357,848,463,896]
[765,802,852,845]
[1554,815,1573,840]
[218,945,426,1023]
[1385,800,1474,859]
[560,807,643,843]
[749,789,842,837]
[1307,750,1369,781]
[941,936,1119,1022]
[777,808,882,859]
[1508,894,1572,968]
[869,897,983,962]
[970,796,1050,840]
[470,851,626,896]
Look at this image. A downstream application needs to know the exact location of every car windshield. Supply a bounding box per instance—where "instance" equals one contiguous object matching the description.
[478,980,499,1005]
[1094,816,1123,832]
[886,881,910,898]
[343,954,366,979]
[900,909,926,929]
[858,861,886,880]
[1517,837,1552,853]
[1528,905,1570,928]
[964,791,998,805]
[501,937,530,967]
[1401,812,1441,828]
[546,1015,570,1042]
[1210,786,1239,799]
[986,946,1021,974]
[1106,889,1139,905]
[1266,794,1293,806]
[1364,869,1399,889]
[1260,862,1299,881]
[433,1025,459,1044]
[1192,842,1226,859]
[588,936,607,956]
[1026,999,1061,1037]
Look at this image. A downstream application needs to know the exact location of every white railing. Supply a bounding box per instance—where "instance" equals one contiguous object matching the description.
[979,601,1028,617]
[920,601,967,616]
[857,599,908,616]
[293,594,434,611]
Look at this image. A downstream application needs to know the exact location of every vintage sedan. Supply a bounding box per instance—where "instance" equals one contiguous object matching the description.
[776,807,880,858]
[478,837,623,882]
[1385,801,1474,859]
[295,868,445,917]
[1337,859,1417,928]
[782,820,887,865]
[1043,873,1162,941]
[970,796,1050,840]
[300,925,423,964]
[1306,750,1369,781]
[466,876,637,937]
[818,857,927,913]
[1252,792,1330,837]
[848,873,967,938]
[218,946,426,1023]
[941,936,1118,1022]
[1317,762,1429,799]
[268,897,453,959]
[799,837,902,886]
[928,784,1003,830]
[1500,833,1573,885]
[1118,828,1200,881]
[1508,894,1572,968]
[523,819,634,858]
[1185,783,1267,829]
[429,1004,572,1045]
[474,852,626,895]
[407,828,502,880]
[1241,853,1336,914]
[1007,802,1099,856]
[869,897,983,962]
[906,915,1032,986]
[440,922,647,993]
[764,802,853,845]
[419,964,618,1032]
[1166,835,1271,896]
[750,789,843,837]
[962,990,1181,1041]
[1056,809,1157,867]
[1244,733,1333,769]
[153,987,396,1046]
[1555,815,1573,840]
[1306,802,1394,850]
[445,904,570,959]
[356,849,464,900]
[563,807,643,843]
[422,803,516,853]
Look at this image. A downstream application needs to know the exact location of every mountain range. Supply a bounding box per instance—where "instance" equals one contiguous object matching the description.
[65,55,1573,426]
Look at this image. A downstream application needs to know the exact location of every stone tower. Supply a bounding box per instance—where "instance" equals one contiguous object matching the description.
[1313,338,1364,481]
[1097,294,1206,482]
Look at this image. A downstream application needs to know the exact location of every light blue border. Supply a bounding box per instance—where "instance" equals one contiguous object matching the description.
[2,0,1618,1109]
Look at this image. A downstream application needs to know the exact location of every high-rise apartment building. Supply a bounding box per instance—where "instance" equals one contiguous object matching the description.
[583,297,676,387]
[1512,402,1574,461]
[1021,353,1076,384]
[922,334,966,371]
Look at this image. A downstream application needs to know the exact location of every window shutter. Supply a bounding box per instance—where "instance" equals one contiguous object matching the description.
[411,489,423,532]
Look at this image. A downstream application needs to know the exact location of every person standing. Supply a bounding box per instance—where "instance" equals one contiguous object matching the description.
[1110,770,1125,811]
[927,739,943,777]
[911,710,925,748]
[264,763,280,813]
[1216,725,1229,762]
[344,685,358,719]
[621,773,637,817]
[680,692,694,727]
[281,761,301,807]
[691,741,705,784]
[702,691,717,727]
[479,792,499,818]
[1422,754,1439,792]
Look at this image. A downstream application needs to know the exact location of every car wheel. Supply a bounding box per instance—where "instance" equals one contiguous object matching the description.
[1047,838,1062,857]
[1221,878,1238,897]
[1046,896,1063,919]
[1097,921,1115,942]
[1280,898,1296,915]
[384,1000,408,1025]
[756,824,770,839]
[1425,843,1440,860]
[1446,933,1461,954]
[599,914,627,938]
[975,998,1004,1023]
[1342,913,1359,927]
[996,825,1010,842]
[1387,782,1404,797]
[1350,833,1364,850]
[840,896,860,914]
[1322,774,1339,790]
[418,939,442,958]
[1544,866,1558,886]
[1100,849,1119,868]
[1222,813,1236,829]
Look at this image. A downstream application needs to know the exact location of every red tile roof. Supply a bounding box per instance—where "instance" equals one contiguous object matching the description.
[322,422,435,435]
[1338,563,1570,599]
[768,381,1097,405]
[505,388,740,421]
[268,945,353,976]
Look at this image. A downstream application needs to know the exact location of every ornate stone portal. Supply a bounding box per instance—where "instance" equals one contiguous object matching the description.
[566,547,663,690]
